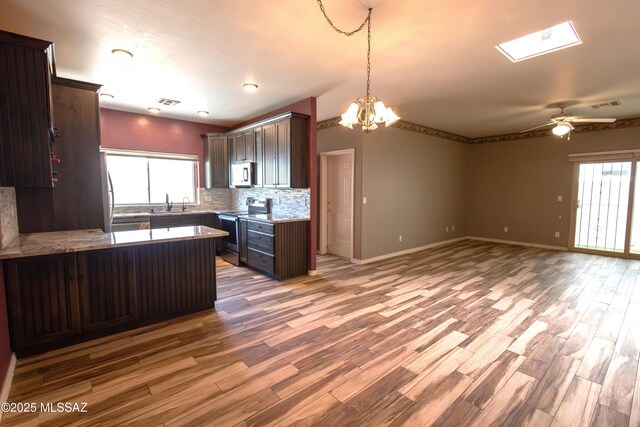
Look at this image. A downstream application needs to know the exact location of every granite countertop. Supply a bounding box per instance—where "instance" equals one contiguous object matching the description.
[239,214,310,224]
[0,226,228,260]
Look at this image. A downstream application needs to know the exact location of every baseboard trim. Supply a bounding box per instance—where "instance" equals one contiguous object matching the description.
[467,236,568,251]
[0,353,16,421]
[351,237,468,265]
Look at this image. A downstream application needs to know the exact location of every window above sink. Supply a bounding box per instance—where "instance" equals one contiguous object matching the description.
[104,149,198,206]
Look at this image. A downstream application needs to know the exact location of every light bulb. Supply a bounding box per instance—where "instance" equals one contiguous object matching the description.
[552,122,572,136]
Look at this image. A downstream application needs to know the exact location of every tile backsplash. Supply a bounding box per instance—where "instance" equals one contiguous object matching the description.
[0,187,18,248]
[232,188,310,216]
[114,187,310,218]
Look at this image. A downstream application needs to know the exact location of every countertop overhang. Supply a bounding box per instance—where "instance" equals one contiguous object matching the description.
[0,226,228,260]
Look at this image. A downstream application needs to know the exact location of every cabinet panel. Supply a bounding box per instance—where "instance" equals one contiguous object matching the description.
[247,230,274,254]
[77,248,137,332]
[136,238,217,321]
[248,248,274,275]
[4,254,80,349]
[244,131,255,162]
[276,120,291,187]
[0,31,53,188]
[203,135,229,188]
[262,124,278,186]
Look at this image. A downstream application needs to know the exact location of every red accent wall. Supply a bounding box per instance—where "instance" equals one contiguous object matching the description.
[234,98,318,272]
[99,109,229,184]
[0,263,11,388]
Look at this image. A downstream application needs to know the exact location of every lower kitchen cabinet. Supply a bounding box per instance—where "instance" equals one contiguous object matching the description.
[4,254,81,350]
[246,220,308,280]
[77,248,137,332]
[3,236,218,356]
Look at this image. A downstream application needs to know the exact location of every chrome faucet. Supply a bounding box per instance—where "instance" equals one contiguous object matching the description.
[165,193,173,212]
[182,197,190,212]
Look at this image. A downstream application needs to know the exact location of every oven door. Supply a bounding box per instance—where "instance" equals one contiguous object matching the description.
[218,214,239,252]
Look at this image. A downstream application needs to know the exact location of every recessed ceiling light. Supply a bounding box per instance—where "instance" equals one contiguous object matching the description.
[99,93,114,99]
[197,110,210,117]
[111,48,134,59]
[496,21,581,62]
[243,83,258,92]
[147,107,161,113]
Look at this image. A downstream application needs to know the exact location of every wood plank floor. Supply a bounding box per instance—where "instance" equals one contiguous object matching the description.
[3,239,640,426]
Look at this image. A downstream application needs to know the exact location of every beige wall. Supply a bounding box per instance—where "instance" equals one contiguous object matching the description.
[318,126,469,261]
[467,127,640,247]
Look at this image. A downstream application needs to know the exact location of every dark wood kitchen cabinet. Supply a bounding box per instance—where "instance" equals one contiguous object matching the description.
[4,254,81,350]
[0,30,55,188]
[202,134,229,188]
[76,248,137,332]
[246,220,308,280]
[149,213,216,228]
[16,77,105,234]
[262,113,309,188]
[3,235,219,356]
[231,131,256,163]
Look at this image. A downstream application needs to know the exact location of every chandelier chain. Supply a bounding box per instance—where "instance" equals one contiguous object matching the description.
[315,0,371,36]
[315,1,373,98]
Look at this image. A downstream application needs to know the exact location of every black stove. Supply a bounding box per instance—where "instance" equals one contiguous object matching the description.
[219,198,271,265]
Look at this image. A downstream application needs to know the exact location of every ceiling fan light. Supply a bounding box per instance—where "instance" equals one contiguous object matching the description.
[552,122,572,136]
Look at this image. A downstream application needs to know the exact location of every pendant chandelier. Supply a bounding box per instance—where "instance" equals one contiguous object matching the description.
[316,1,400,132]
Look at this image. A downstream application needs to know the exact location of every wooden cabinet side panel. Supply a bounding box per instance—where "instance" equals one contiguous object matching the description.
[4,255,80,349]
[213,137,229,188]
[0,41,52,187]
[275,221,309,280]
[290,115,310,188]
[135,239,216,322]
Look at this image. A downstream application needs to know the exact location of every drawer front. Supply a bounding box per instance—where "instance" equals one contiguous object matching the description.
[248,249,274,274]
[247,230,274,254]
[150,214,200,228]
[247,220,274,235]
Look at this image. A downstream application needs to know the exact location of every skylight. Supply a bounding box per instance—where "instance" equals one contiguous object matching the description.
[496,21,581,62]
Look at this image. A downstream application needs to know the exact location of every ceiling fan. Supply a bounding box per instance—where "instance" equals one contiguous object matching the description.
[521,103,616,139]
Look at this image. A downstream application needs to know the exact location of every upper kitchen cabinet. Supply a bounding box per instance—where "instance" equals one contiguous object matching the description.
[0,30,55,188]
[202,134,229,188]
[15,77,105,233]
[262,113,309,188]
[231,131,255,163]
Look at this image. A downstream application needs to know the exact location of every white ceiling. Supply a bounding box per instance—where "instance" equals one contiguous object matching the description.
[1,0,640,137]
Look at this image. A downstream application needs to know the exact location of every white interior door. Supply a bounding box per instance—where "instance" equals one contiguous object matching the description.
[574,161,632,254]
[327,154,353,258]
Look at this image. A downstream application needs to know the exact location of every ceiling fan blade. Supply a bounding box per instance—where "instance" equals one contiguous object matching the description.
[521,122,554,133]
[571,117,616,123]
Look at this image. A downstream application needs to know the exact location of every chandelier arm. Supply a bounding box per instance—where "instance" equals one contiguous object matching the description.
[316,0,372,36]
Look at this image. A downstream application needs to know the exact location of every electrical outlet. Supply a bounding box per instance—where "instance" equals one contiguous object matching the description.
[445,227,449,232]
[363,197,367,204]
[504,226,509,233]
[557,195,563,202]
[399,235,402,242]
[452,225,455,231]
[555,231,560,238]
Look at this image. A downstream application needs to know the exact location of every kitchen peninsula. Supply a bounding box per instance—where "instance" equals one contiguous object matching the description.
[0,226,227,356]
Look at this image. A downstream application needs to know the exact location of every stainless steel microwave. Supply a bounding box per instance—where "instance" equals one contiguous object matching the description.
[231,162,255,187]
